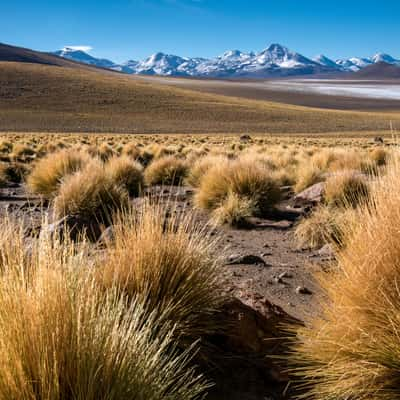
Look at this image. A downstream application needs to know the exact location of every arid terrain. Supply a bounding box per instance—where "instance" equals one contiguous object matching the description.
[0,42,400,400]
[0,130,396,399]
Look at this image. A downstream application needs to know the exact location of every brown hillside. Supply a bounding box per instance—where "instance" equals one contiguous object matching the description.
[0,61,399,134]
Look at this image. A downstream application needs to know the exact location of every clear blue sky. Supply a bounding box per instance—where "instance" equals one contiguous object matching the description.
[2,0,399,62]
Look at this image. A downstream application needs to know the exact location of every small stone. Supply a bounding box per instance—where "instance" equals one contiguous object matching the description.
[296,286,313,295]
[226,254,267,266]
[97,226,115,246]
[279,271,293,279]
[261,251,272,257]
[318,244,335,258]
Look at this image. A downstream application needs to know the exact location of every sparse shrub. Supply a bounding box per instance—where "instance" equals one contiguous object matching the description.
[27,149,90,198]
[144,156,188,186]
[106,156,144,197]
[101,201,224,343]
[195,159,281,221]
[324,171,369,208]
[54,162,129,228]
[0,218,209,400]
[291,158,400,400]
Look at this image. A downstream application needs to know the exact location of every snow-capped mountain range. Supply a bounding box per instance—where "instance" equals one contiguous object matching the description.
[52,44,400,78]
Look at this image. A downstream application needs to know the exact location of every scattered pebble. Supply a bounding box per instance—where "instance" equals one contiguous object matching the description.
[296,286,313,295]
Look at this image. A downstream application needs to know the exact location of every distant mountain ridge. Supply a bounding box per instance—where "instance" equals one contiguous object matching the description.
[47,44,400,78]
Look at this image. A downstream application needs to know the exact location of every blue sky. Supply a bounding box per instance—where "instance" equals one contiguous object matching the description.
[2,0,399,62]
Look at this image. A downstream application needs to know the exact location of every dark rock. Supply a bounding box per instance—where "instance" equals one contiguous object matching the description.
[239,134,252,142]
[374,136,384,144]
[226,254,267,266]
[296,286,313,295]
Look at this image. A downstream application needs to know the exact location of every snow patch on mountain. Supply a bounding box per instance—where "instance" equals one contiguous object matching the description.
[53,44,400,78]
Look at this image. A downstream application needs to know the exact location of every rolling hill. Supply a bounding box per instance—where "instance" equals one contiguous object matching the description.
[0,43,399,134]
[352,62,400,79]
[0,42,88,68]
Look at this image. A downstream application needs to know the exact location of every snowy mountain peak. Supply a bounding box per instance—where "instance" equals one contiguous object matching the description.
[53,44,400,78]
[372,52,398,64]
[313,54,338,68]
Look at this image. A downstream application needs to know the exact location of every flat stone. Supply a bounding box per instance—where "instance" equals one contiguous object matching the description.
[226,254,267,266]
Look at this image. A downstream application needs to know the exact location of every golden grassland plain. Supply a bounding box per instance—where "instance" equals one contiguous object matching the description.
[1,62,400,134]
[0,131,400,399]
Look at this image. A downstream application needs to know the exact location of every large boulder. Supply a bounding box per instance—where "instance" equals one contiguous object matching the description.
[293,182,325,208]
[208,295,301,399]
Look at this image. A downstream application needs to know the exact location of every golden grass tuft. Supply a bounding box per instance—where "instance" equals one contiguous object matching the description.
[294,205,350,249]
[0,217,209,400]
[294,163,323,193]
[101,201,224,342]
[212,192,255,227]
[27,149,91,198]
[122,142,141,159]
[291,157,400,399]
[144,156,188,186]
[106,156,144,197]
[54,161,129,225]
[185,155,228,188]
[195,159,281,222]
[324,170,369,208]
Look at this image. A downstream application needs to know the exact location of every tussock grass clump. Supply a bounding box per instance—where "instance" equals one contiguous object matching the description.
[294,205,350,249]
[101,202,223,342]
[324,170,369,208]
[54,162,129,225]
[0,218,209,400]
[370,147,388,166]
[294,163,323,193]
[212,192,255,227]
[195,159,281,223]
[106,156,144,197]
[291,158,400,399]
[122,142,141,159]
[27,149,90,198]
[185,155,228,187]
[144,156,188,186]
[11,143,36,160]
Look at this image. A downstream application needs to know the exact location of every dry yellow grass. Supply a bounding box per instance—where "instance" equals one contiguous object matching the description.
[195,159,280,212]
[324,170,369,208]
[54,161,129,227]
[27,149,91,198]
[144,156,188,186]
[185,155,228,187]
[292,156,400,399]
[106,155,144,197]
[101,201,224,343]
[0,216,209,400]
